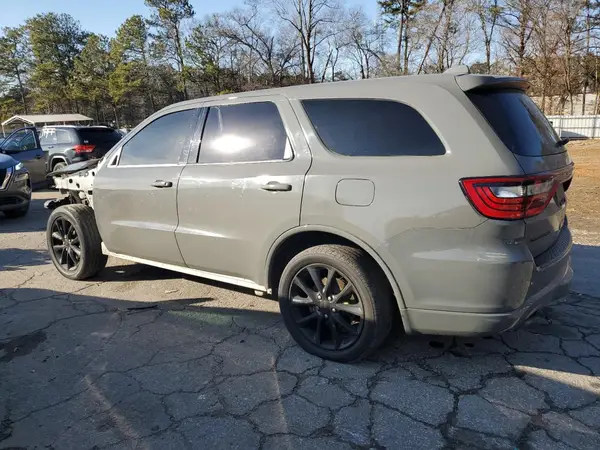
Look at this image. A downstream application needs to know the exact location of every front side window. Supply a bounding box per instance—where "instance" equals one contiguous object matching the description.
[119,108,198,166]
[302,99,445,157]
[1,129,38,152]
[199,102,291,164]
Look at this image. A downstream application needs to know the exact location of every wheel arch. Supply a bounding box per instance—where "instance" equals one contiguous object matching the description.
[49,154,68,170]
[265,225,408,315]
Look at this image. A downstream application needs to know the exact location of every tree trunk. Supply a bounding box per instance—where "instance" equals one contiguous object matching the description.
[15,72,28,114]
[112,104,120,129]
[402,13,409,75]
[418,2,448,74]
[397,14,404,70]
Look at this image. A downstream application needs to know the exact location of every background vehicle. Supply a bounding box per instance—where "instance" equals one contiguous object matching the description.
[45,68,573,362]
[42,126,122,173]
[0,127,46,185]
[0,152,31,218]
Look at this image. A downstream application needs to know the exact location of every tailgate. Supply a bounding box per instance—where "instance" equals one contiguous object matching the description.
[516,153,573,257]
[467,89,574,258]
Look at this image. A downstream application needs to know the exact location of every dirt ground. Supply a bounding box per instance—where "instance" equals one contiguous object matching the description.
[567,141,600,242]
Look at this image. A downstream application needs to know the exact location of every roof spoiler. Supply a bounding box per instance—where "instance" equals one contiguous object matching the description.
[455,74,530,92]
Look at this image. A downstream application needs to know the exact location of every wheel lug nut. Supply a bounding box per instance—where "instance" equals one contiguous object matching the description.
[328,296,332,301]
[332,308,336,312]
[317,294,322,300]
[324,314,328,319]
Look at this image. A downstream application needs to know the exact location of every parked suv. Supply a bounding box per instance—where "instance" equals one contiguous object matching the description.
[42,125,122,173]
[45,69,573,362]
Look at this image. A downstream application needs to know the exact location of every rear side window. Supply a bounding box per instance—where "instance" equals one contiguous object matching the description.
[301,99,445,156]
[77,128,122,145]
[199,102,291,164]
[119,109,198,166]
[40,129,72,145]
[467,90,562,156]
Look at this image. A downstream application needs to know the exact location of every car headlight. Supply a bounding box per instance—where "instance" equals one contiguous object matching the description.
[14,162,24,171]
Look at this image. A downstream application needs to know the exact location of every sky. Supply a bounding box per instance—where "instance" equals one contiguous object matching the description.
[1,0,379,35]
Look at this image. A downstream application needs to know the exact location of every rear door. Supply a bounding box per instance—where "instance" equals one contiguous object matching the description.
[175,97,311,286]
[94,107,201,265]
[0,127,46,184]
[468,90,573,257]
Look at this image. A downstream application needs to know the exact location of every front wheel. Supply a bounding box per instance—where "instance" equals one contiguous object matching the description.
[47,204,107,280]
[278,244,394,362]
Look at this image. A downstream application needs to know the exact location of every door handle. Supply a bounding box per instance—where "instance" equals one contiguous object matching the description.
[260,181,292,192]
[151,180,173,188]
[35,154,43,159]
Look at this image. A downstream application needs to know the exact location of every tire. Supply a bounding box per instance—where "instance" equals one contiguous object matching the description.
[47,204,107,280]
[51,161,67,189]
[278,244,394,362]
[52,161,67,172]
[3,205,29,218]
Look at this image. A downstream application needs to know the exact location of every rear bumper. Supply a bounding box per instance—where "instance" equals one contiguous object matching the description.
[396,223,573,335]
[402,259,572,335]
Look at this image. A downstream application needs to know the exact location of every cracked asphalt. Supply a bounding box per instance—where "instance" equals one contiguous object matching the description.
[1,191,600,450]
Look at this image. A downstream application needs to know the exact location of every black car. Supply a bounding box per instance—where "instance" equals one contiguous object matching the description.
[0,150,32,218]
[41,126,122,172]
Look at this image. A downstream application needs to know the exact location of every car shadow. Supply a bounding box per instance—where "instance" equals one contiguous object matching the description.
[0,248,51,271]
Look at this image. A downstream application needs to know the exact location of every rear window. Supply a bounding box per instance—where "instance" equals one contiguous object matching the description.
[76,128,122,145]
[302,99,445,157]
[467,90,563,156]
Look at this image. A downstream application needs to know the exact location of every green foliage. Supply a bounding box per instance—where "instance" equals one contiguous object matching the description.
[0,26,30,114]
[26,13,88,112]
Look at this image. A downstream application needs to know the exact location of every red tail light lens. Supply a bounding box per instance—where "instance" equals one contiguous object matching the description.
[74,144,96,154]
[460,175,559,220]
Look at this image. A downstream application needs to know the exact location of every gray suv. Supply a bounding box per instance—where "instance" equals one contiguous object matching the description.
[45,69,573,362]
[42,126,122,173]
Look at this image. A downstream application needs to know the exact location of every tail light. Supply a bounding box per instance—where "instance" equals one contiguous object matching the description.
[460,175,559,220]
[74,144,96,154]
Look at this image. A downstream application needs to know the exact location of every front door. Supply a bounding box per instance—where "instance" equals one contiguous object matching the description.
[93,107,201,265]
[0,127,46,184]
[176,97,312,286]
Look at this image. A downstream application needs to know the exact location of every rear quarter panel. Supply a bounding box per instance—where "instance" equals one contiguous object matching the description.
[292,78,526,311]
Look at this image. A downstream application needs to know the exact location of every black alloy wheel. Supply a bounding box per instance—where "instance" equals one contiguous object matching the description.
[50,216,82,272]
[289,264,365,350]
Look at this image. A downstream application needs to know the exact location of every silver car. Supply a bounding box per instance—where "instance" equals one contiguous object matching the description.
[45,68,573,362]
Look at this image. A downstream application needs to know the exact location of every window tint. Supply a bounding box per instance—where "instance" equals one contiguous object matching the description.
[40,129,72,145]
[468,90,563,156]
[199,102,290,164]
[302,99,445,157]
[78,128,121,145]
[119,109,198,165]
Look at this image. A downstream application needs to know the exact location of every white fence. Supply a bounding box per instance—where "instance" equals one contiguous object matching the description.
[547,115,600,139]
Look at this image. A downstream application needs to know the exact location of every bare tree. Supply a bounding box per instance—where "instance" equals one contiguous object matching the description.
[271,0,343,83]
[346,9,386,78]
[498,0,537,76]
[469,0,500,73]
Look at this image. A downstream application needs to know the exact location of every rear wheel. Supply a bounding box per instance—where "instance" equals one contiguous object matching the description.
[47,205,107,280]
[278,244,394,362]
[52,161,67,172]
[50,161,67,189]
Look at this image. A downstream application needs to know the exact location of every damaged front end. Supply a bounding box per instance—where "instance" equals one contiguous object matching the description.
[44,159,100,210]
